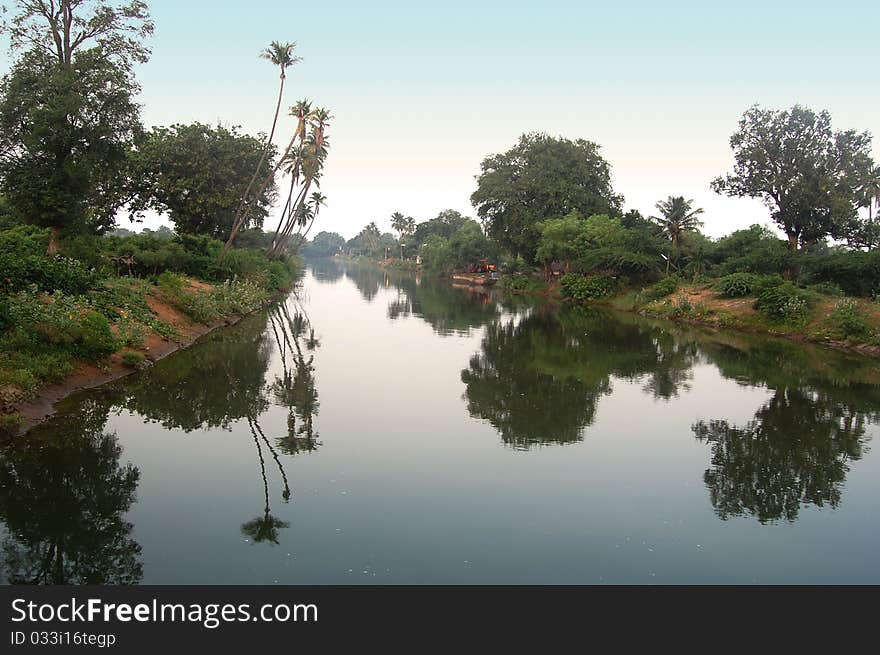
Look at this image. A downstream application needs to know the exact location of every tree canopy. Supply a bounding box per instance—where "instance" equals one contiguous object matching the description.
[131,123,278,239]
[712,105,874,250]
[471,133,623,263]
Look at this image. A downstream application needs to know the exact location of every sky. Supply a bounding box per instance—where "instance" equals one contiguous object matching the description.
[6,0,880,240]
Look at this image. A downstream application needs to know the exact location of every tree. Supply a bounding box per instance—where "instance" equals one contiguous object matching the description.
[0,47,142,253]
[712,105,874,251]
[391,211,415,258]
[303,230,345,258]
[471,133,623,263]
[650,196,704,273]
[1,0,153,67]
[0,0,152,254]
[230,41,301,251]
[535,210,585,272]
[264,105,332,258]
[851,166,880,251]
[131,123,277,239]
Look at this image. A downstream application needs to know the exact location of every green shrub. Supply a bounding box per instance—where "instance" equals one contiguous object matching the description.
[0,252,98,295]
[807,281,844,297]
[121,350,146,367]
[642,276,679,301]
[715,273,784,298]
[0,412,23,436]
[828,299,871,340]
[754,283,813,322]
[158,273,270,323]
[716,272,761,297]
[75,311,117,359]
[560,273,616,301]
[800,249,880,298]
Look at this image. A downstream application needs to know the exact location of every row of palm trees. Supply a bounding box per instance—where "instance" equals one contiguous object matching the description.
[222,41,332,260]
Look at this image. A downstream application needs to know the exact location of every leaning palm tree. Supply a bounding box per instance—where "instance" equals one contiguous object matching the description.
[225,42,301,257]
[265,107,333,258]
[220,100,318,259]
[650,196,705,272]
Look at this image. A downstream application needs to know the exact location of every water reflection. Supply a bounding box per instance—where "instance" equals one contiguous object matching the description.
[0,399,142,584]
[117,313,273,431]
[461,306,698,449]
[268,303,321,456]
[2,263,879,584]
[693,338,879,523]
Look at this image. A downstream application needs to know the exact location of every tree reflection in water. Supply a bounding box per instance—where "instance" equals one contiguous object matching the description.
[461,306,697,449]
[693,339,879,523]
[268,301,321,456]
[0,399,142,584]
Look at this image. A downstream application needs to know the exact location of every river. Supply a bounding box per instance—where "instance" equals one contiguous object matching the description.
[1,258,879,584]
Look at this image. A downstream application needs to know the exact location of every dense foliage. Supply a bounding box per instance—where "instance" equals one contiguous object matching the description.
[471,133,623,263]
[130,123,278,239]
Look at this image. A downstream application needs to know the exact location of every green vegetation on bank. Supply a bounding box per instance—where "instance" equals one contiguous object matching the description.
[0,225,300,434]
[326,106,880,353]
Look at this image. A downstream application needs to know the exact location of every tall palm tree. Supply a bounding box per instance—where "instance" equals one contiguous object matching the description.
[227,42,301,256]
[862,167,880,251]
[650,196,705,272]
[391,212,407,258]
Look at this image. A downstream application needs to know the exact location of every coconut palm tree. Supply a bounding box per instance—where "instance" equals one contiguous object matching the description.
[266,107,332,258]
[391,212,407,258]
[224,100,319,258]
[650,196,705,272]
[861,167,880,251]
[227,42,301,255]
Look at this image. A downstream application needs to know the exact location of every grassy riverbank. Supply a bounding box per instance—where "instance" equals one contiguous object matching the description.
[497,272,880,356]
[0,226,301,435]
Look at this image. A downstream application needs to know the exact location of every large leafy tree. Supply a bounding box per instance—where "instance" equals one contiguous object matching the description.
[131,123,278,239]
[471,133,623,263]
[712,105,874,251]
[0,0,152,254]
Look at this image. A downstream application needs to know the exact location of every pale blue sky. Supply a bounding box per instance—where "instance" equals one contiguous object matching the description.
[6,0,880,238]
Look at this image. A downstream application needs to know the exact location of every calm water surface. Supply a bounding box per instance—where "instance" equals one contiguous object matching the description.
[2,259,879,584]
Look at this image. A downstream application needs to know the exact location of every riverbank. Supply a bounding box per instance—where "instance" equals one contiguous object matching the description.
[497,274,880,358]
[1,270,299,437]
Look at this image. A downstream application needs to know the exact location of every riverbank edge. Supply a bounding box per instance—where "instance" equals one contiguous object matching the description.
[8,284,295,437]
[495,277,880,359]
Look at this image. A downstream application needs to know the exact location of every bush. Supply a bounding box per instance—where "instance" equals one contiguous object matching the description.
[76,311,117,359]
[642,276,679,301]
[807,281,845,297]
[715,273,784,298]
[800,249,880,298]
[716,272,761,297]
[828,299,871,340]
[121,350,146,367]
[158,272,270,323]
[754,283,813,322]
[501,275,546,293]
[560,273,616,301]
[0,252,98,295]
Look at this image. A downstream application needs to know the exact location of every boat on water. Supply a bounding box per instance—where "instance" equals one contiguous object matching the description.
[451,272,498,286]
[452,259,499,286]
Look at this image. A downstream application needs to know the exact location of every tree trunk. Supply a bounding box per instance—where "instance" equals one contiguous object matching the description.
[787,232,799,251]
[223,72,287,258]
[46,227,61,257]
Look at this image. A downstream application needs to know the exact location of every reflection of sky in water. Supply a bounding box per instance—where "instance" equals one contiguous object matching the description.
[2,261,879,584]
